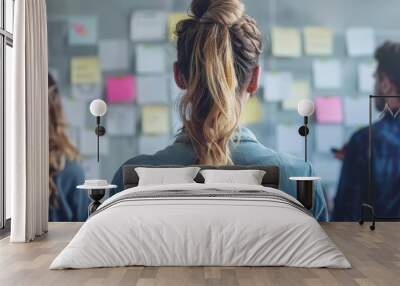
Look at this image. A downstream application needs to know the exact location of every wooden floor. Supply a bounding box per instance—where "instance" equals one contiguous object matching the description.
[0,222,399,286]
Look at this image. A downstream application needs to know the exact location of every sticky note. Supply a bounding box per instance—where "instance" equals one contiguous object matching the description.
[70,56,101,84]
[264,71,293,102]
[315,125,344,153]
[136,75,168,105]
[344,97,369,127]
[61,96,86,127]
[139,135,171,155]
[99,39,129,71]
[283,80,311,110]
[304,27,334,56]
[68,16,97,46]
[71,84,101,100]
[313,60,342,89]
[346,27,375,57]
[106,75,136,104]
[358,62,376,93]
[136,44,166,74]
[106,105,137,136]
[168,12,190,41]
[131,10,167,41]
[271,27,302,58]
[276,125,304,156]
[315,96,343,124]
[240,96,263,125]
[141,105,170,135]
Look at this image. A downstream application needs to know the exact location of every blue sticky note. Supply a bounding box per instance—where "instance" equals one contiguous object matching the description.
[68,16,98,46]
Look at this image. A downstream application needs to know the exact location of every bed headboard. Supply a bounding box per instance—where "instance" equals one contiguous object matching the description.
[122,165,280,190]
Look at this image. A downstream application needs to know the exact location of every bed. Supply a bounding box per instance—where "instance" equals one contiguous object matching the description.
[50,165,350,269]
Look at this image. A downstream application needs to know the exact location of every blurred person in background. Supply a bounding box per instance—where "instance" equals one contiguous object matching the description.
[48,73,89,221]
[333,41,400,221]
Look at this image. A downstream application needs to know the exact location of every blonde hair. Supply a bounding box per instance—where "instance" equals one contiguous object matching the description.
[48,74,80,206]
[176,0,263,165]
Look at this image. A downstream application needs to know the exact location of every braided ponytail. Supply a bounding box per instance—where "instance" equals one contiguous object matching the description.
[176,0,263,165]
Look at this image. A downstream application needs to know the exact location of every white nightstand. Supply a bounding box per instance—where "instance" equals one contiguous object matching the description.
[77,180,117,215]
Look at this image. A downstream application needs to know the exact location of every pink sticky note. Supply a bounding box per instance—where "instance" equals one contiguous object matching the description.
[106,75,136,103]
[315,96,343,123]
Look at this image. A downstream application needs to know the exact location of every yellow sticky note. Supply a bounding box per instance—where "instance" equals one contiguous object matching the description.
[304,27,333,56]
[271,27,302,58]
[70,56,101,84]
[240,96,263,125]
[168,12,190,42]
[142,105,170,135]
[283,80,310,110]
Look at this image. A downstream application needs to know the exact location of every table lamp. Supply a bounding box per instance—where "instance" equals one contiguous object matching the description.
[297,99,315,162]
[89,99,107,162]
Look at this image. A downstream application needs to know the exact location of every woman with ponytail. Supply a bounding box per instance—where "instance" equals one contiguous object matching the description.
[111,0,328,221]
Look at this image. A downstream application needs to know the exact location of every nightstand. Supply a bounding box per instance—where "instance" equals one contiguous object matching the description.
[77,180,117,216]
[289,177,321,210]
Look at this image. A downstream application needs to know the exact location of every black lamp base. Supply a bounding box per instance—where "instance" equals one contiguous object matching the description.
[296,180,314,210]
[88,189,106,216]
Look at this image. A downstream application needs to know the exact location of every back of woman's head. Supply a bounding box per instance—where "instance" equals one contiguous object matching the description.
[176,0,263,165]
[48,73,80,205]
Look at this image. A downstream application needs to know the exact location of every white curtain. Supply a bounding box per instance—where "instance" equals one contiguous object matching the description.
[7,0,49,242]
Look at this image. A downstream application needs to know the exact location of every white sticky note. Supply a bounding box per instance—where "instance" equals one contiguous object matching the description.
[80,129,109,156]
[71,83,101,101]
[276,125,304,156]
[303,26,334,56]
[136,75,169,105]
[61,96,86,127]
[81,158,101,180]
[136,44,166,74]
[99,39,129,71]
[271,27,302,58]
[106,105,137,136]
[346,27,376,57]
[313,60,342,89]
[283,80,311,110]
[315,125,344,154]
[138,135,171,155]
[141,105,170,135]
[358,62,376,93]
[264,72,293,102]
[131,10,167,42]
[344,97,370,127]
[311,158,341,183]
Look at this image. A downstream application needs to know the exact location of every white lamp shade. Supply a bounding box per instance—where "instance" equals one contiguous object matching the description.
[297,99,315,117]
[89,99,107,117]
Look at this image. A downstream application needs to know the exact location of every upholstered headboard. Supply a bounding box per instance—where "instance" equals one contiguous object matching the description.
[122,165,280,190]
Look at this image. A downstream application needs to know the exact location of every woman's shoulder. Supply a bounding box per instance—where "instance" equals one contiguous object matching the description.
[124,141,197,166]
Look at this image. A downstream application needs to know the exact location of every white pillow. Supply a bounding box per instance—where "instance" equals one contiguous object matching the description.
[200,169,266,185]
[135,167,201,186]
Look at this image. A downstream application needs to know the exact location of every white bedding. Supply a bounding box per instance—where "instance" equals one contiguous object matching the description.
[50,183,351,269]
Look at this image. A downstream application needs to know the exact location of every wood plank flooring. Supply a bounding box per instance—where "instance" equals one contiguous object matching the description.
[0,222,399,286]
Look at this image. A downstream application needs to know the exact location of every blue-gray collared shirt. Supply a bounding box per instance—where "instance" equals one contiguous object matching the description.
[111,127,328,221]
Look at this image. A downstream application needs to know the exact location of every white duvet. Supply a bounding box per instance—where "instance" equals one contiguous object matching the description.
[50,183,351,269]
